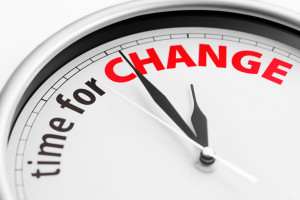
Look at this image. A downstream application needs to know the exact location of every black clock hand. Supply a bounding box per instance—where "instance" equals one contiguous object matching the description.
[190,84,209,147]
[119,51,197,142]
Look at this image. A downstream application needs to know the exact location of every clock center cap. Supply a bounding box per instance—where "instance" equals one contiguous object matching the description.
[200,147,216,165]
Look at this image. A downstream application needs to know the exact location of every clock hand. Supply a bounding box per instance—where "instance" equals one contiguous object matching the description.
[120,51,213,164]
[190,84,208,147]
[119,50,197,142]
[96,78,258,183]
[190,84,215,165]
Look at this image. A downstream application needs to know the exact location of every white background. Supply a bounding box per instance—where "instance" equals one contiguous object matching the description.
[0,0,299,90]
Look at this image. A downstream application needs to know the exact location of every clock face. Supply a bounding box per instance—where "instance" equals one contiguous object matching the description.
[2,8,300,200]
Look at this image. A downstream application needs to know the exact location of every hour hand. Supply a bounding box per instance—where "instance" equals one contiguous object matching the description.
[190,84,208,147]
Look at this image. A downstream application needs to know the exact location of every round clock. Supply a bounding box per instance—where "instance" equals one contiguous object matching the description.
[1,0,300,199]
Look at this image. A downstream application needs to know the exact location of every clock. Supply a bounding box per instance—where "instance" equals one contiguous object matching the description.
[0,0,300,199]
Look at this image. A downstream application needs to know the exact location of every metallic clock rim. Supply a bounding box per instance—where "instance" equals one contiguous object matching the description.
[1,0,300,199]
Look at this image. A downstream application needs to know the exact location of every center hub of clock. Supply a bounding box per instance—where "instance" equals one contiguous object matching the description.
[200,147,216,165]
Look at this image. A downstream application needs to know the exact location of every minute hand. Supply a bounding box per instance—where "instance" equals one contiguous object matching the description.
[119,51,197,142]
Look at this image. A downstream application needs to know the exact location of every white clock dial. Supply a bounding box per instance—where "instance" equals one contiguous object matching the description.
[6,27,300,200]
